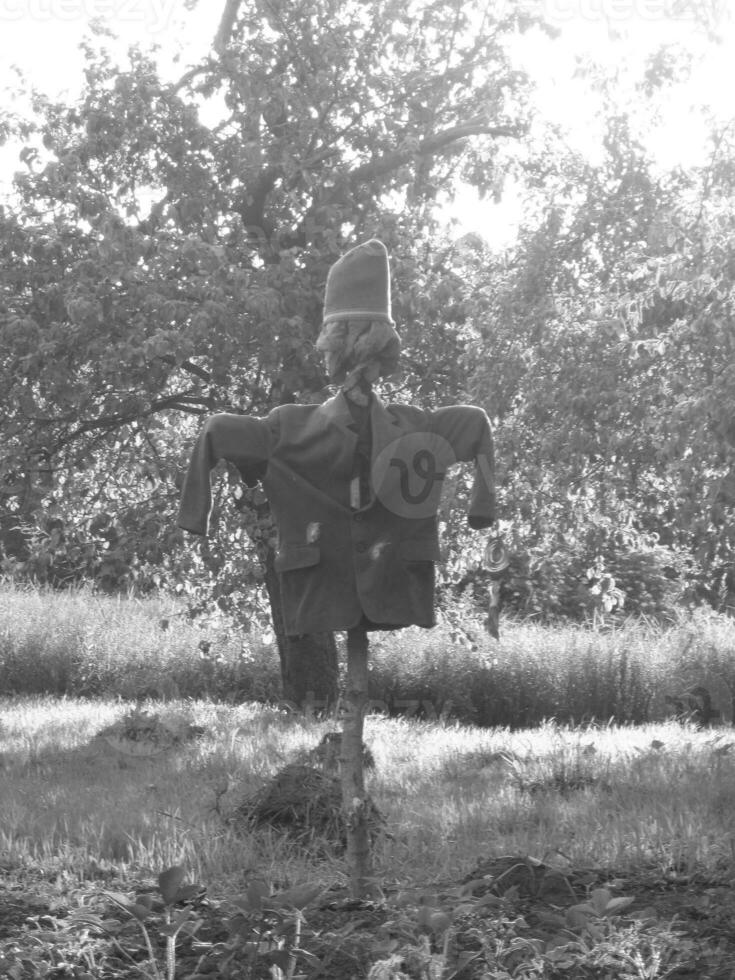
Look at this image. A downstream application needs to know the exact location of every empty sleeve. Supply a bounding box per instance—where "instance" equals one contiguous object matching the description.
[431,405,496,529]
[177,413,272,535]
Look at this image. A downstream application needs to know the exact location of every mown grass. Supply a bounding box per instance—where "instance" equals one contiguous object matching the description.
[3,583,735,726]
[2,697,734,889]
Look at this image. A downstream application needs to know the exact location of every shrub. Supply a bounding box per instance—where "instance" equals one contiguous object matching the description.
[448,522,699,624]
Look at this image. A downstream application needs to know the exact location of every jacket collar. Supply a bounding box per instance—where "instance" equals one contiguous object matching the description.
[320,389,405,437]
[321,389,419,470]
[319,390,356,433]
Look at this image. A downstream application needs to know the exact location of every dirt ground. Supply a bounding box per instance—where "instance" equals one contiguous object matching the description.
[3,855,735,979]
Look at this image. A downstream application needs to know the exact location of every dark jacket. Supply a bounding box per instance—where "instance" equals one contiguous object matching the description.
[178,392,495,635]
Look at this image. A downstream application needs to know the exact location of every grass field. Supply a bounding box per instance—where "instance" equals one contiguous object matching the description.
[3,586,735,976]
[4,583,735,728]
[2,695,735,978]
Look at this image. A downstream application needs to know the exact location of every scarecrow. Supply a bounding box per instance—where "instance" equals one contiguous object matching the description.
[178,239,501,895]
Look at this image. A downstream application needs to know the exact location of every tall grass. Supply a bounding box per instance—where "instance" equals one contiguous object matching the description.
[368,606,735,726]
[2,583,735,726]
[0,584,281,702]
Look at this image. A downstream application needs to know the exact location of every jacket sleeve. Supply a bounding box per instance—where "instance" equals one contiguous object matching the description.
[177,413,272,535]
[431,405,496,529]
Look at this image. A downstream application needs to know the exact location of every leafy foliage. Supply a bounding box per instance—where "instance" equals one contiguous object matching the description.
[2,3,735,633]
[464,99,735,617]
[0,3,541,708]
[0,0,533,590]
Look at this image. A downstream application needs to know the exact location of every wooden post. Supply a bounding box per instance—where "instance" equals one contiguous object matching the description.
[342,625,375,899]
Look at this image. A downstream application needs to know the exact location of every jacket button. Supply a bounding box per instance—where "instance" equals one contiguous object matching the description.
[355,542,367,553]
[353,513,364,522]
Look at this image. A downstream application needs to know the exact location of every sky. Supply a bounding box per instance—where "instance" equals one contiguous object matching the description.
[0,0,733,248]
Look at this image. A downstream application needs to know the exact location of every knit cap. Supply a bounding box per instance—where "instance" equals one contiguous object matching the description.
[322,239,393,325]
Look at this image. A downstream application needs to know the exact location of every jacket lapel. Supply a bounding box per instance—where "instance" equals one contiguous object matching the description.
[319,392,358,443]
[370,392,410,462]
[319,394,359,488]
[318,391,419,507]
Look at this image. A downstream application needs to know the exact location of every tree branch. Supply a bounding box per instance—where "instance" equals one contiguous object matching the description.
[164,403,212,416]
[157,355,212,384]
[275,118,526,251]
[348,120,527,183]
[49,392,217,454]
[171,63,211,95]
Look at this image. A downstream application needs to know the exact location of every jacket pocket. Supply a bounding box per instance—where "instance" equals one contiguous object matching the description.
[399,540,441,562]
[274,544,321,572]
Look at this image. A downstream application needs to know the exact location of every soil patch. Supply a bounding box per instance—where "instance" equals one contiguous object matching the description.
[2,858,735,978]
[0,856,735,980]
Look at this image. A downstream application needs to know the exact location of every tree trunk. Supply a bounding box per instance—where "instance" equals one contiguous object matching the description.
[262,544,339,711]
[239,485,339,711]
[213,0,242,53]
[341,625,376,899]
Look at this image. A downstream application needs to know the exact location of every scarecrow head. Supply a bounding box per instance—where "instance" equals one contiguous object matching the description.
[316,239,401,402]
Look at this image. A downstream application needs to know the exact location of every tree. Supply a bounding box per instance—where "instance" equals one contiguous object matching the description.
[460,49,735,618]
[0,0,537,700]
